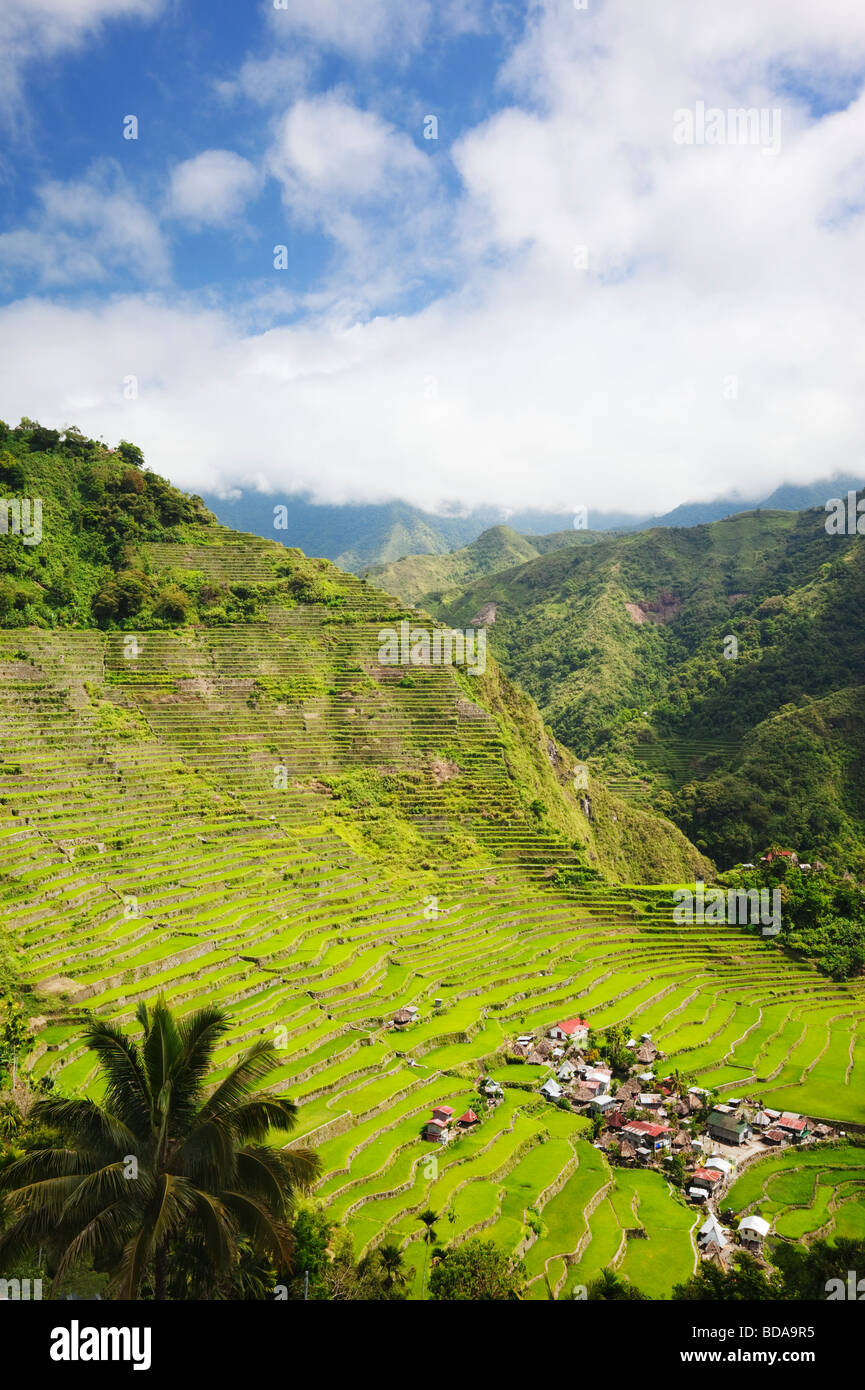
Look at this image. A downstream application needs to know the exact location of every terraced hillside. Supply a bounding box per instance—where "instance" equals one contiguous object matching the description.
[2,523,865,1297]
[431,505,865,873]
[726,1145,865,1247]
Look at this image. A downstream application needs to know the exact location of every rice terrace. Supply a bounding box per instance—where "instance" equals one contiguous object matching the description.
[1,433,863,1305]
[3,1,865,1337]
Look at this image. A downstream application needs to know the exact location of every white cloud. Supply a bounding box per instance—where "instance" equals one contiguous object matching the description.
[266,95,439,285]
[215,51,311,108]
[0,0,165,125]
[0,163,170,288]
[267,0,432,62]
[168,150,262,227]
[270,96,426,206]
[3,0,865,516]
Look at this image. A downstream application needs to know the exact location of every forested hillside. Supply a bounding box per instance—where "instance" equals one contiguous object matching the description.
[426,506,865,874]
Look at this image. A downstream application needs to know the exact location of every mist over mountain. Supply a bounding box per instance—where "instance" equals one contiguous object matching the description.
[202,474,864,573]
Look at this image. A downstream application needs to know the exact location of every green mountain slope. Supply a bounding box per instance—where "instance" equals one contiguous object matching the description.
[0,420,708,889]
[365,524,600,607]
[431,507,865,873]
[2,426,864,1290]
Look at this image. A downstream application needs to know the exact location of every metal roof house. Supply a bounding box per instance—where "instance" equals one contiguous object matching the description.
[707,1108,752,1145]
[739,1215,771,1245]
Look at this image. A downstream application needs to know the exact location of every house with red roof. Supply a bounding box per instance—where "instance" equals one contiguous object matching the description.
[431,1105,455,1122]
[424,1116,451,1144]
[457,1109,479,1128]
[777,1113,810,1141]
[548,1017,589,1044]
[691,1168,724,1191]
[622,1120,671,1151]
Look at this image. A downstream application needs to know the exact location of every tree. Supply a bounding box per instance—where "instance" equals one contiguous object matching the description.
[364,1241,412,1299]
[773,1237,865,1300]
[418,1206,438,1299]
[672,1251,778,1300]
[428,1238,524,1300]
[0,997,320,1299]
[586,1269,649,1300]
[0,1001,33,1089]
[667,1152,687,1188]
[281,1205,333,1300]
[154,584,191,624]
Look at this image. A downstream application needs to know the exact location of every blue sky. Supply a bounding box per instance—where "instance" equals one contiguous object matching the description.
[1,1,864,514]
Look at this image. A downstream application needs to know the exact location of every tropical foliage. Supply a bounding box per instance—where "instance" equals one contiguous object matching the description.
[0,998,319,1299]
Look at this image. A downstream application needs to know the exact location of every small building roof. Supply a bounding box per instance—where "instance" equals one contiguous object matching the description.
[700,1214,728,1245]
[739,1215,771,1237]
[569,1084,595,1104]
[541,1079,562,1098]
[705,1156,731,1174]
[624,1120,670,1138]
[457,1109,478,1125]
[693,1168,723,1184]
[555,1017,588,1035]
[762,1126,787,1143]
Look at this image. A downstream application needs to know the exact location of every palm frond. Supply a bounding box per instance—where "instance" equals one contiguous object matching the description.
[228,1098,300,1142]
[82,1022,151,1132]
[196,1039,283,1122]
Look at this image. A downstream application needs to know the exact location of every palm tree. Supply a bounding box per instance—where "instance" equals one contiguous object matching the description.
[0,997,320,1299]
[418,1206,438,1299]
[376,1241,411,1296]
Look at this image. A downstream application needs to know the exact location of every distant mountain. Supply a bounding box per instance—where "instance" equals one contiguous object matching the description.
[366,524,602,606]
[643,474,863,530]
[433,504,865,882]
[201,474,864,573]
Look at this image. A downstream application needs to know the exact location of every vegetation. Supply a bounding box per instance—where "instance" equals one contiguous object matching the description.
[427,1237,525,1300]
[673,1239,865,1300]
[1,423,864,1302]
[429,505,865,876]
[0,999,319,1299]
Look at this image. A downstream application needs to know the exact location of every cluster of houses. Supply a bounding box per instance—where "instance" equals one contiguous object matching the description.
[422,1077,504,1146]
[511,1013,841,1262]
[696,1211,773,1265]
[756,849,823,873]
[412,1001,838,1268]
[423,1104,481,1145]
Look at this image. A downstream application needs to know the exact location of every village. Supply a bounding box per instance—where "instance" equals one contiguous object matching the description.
[397,1007,842,1272]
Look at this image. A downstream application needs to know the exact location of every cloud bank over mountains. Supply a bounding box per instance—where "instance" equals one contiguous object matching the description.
[1,0,865,514]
